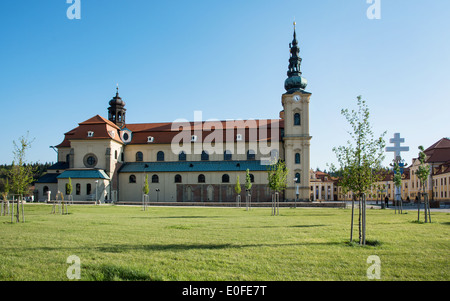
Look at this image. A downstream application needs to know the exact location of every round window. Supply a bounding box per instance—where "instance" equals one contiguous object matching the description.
[83,153,98,168]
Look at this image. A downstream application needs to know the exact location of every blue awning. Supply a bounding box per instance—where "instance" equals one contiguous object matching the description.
[118,160,271,173]
[57,169,110,180]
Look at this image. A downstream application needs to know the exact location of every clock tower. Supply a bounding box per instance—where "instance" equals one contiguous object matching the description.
[282,23,312,201]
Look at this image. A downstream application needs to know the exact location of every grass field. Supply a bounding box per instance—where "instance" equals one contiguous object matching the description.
[0,204,449,281]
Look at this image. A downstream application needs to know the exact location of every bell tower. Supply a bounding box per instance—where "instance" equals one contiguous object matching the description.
[282,22,312,201]
[108,85,126,128]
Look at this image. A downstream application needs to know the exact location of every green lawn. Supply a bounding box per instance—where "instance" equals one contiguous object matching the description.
[0,204,449,281]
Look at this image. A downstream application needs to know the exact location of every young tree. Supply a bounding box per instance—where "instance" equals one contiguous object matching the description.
[9,133,35,223]
[267,160,289,216]
[142,174,149,211]
[66,177,73,206]
[393,163,403,214]
[244,169,253,211]
[416,146,431,222]
[1,178,10,215]
[331,96,386,245]
[234,175,241,207]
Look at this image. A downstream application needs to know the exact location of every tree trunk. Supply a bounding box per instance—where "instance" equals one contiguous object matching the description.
[417,193,421,222]
[11,197,14,223]
[350,195,355,242]
[362,194,366,245]
[425,193,431,223]
[16,196,20,223]
[21,196,25,222]
[358,195,362,244]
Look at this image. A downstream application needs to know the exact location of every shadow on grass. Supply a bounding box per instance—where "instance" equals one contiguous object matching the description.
[244,224,329,229]
[131,215,223,220]
[83,263,162,281]
[345,240,382,247]
[96,241,343,253]
[290,224,328,228]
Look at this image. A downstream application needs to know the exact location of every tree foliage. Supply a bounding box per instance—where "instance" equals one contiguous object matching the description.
[10,133,36,196]
[331,96,386,198]
[143,174,149,195]
[245,169,252,192]
[331,96,386,245]
[234,175,241,194]
[416,146,430,191]
[66,177,73,195]
[267,160,289,193]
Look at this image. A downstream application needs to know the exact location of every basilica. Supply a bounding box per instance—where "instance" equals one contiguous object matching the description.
[35,26,312,204]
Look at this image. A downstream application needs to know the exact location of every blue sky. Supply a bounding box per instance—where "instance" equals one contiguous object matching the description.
[1,0,449,169]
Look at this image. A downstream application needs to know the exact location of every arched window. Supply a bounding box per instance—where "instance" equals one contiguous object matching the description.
[201,150,209,161]
[179,151,186,161]
[76,183,81,195]
[224,150,232,161]
[136,152,143,162]
[294,113,301,126]
[152,174,159,183]
[175,174,182,183]
[43,186,49,195]
[295,153,301,164]
[157,151,165,162]
[222,174,230,183]
[247,150,256,160]
[198,174,206,183]
[129,175,136,183]
[249,174,255,183]
[87,184,92,195]
[295,173,301,183]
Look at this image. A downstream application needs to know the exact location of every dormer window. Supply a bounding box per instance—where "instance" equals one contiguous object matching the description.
[88,131,94,137]
[236,134,243,141]
[147,136,154,143]
[191,135,198,142]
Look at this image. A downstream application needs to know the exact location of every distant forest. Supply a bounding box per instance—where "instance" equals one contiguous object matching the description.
[0,162,54,192]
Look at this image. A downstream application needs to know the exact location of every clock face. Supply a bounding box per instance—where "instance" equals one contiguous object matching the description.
[293,95,300,101]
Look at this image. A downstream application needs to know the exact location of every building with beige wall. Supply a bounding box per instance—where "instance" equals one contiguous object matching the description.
[35,26,312,203]
[333,138,450,205]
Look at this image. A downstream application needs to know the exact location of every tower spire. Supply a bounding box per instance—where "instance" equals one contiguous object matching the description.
[108,85,126,128]
[284,21,307,93]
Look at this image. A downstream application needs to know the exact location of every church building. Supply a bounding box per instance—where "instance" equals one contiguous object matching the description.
[35,25,312,204]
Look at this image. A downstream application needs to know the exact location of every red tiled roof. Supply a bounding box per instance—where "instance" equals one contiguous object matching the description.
[55,115,122,147]
[56,116,284,147]
[433,161,450,176]
[127,119,284,145]
[424,138,450,163]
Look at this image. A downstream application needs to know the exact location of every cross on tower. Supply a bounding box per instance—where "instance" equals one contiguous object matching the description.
[386,133,409,160]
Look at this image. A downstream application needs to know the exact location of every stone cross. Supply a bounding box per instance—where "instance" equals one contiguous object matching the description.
[386,133,409,161]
